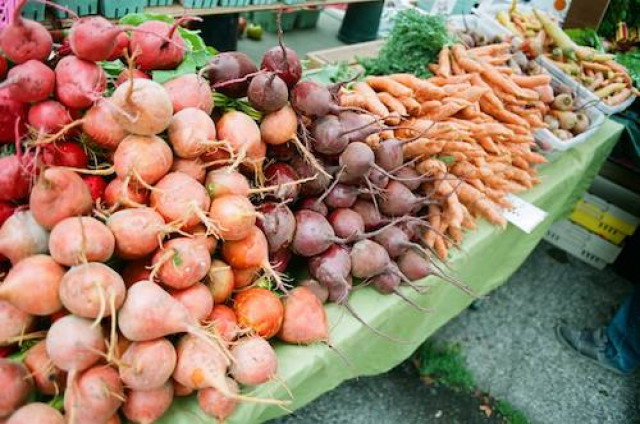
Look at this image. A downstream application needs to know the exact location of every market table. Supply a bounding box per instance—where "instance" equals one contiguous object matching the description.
[158,119,624,424]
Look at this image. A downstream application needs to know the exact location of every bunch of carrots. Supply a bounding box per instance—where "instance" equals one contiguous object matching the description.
[340,42,551,259]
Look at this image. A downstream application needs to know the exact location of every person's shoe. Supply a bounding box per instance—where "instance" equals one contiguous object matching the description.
[555,325,628,376]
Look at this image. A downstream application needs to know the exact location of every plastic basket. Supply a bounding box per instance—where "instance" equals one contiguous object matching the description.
[53,0,98,17]
[219,0,249,7]
[100,0,145,18]
[180,0,218,7]
[569,193,639,244]
[544,220,623,269]
[296,7,322,29]
[253,10,297,33]
[146,0,173,6]
[21,1,46,21]
[250,0,277,5]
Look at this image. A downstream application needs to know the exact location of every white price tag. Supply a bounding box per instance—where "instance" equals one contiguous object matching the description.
[500,194,548,234]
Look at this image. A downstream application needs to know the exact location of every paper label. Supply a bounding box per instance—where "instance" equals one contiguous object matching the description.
[501,194,548,234]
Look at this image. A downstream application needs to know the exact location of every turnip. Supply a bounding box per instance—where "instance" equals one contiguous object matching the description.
[221,226,287,291]
[0,359,32,417]
[29,168,93,230]
[291,210,345,257]
[83,100,128,150]
[114,134,173,185]
[118,281,218,343]
[256,202,296,253]
[55,56,106,109]
[107,208,165,260]
[110,79,173,136]
[261,46,302,88]
[1,60,55,103]
[338,110,381,142]
[321,183,376,209]
[150,172,211,231]
[291,81,338,117]
[123,382,174,424]
[207,194,255,241]
[373,225,431,259]
[0,0,52,64]
[350,239,390,279]
[233,288,283,339]
[130,18,195,71]
[0,211,49,265]
[247,72,288,112]
[46,315,105,373]
[49,217,115,266]
[6,403,64,424]
[171,283,213,324]
[69,16,123,62]
[299,279,329,303]
[151,237,211,289]
[0,300,33,346]
[352,199,384,230]
[207,305,239,342]
[28,100,72,134]
[277,286,328,344]
[168,108,220,159]
[204,167,251,198]
[59,262,126,320]
[119,339,177,391]
[229,336,277,385]
[308,245,351,291]
[0,89,28,144]
[171,157,206,183]
[0,255,64,315]
[197,379,238,421]
[103,177,149,209]
[163,74,213,114]
[64,365,124,424]
[299,197,328,216]
[328,208,365,239]
[204,51,258,98]
[23,341,64,396]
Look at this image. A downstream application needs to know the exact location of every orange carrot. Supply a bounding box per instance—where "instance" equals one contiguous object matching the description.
[399,96,422,116]
[437,46,451,78]
[377,92,407,116]
[352,82,389,117]
[365,76,413,98]
[511,74,551,88]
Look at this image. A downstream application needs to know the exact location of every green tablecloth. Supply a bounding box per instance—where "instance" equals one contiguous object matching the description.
[158,119,624,424]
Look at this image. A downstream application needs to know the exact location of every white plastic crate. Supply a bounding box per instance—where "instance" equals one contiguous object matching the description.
[544,219,623,269]
[534,78,605,151]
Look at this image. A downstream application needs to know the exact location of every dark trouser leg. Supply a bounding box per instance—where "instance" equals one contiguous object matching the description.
[606,287,640,373]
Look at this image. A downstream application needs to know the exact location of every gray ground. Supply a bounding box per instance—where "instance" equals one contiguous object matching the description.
[270,242,637,424]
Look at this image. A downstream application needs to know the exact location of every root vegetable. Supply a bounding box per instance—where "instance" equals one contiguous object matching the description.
[256,203,296,252]
[6,403,63,424]
[122,382,174,424]
[299,197,328,216]
[55,56,106,109]
[263,162,301,202]
[69,17,123,62]
[83,100,128,150]
[270,247,292,273]
[59,262,126,319]
[291,210,344,257]
[0,300,33,346]
[233,288,283,339]
[164,74,213,114]
[328,208,365,239]
[291,81,336,117]
[110,79,173,136]
[168,108,218,159]
[107,208,164,260]
[106,32,130,61]
[352,199,384,230]
[232,266,260,289]
[0,255,64,315]
[204,167,251,198]
[151,237,211,289]
[0,90,28,144]
[553,110,577,131]
[261,46,302,88]
[49,217,115,266]
[229,336,277,385]
[46,315,105,372]
[0,211,50,265]
[205,52,257,98]
[0,360,32,417]
[379,181,432,216]
[216,111,265,175]
[4,60,55,103]
[207,305,239,342]
[120,339,177,391]
[114,134,173,185]
[129,20,187,71]
[29,168,93,230]
[248,72,288,113]
[23,341,64,396]
[28,100,72,134]
[290,155,331,197]
[171,283,213,324]
[208,194,256,241]
[278,286,328,344]
[552,93,573,111]
[64,365,124,424]
[0,155,32,203]
[0,0,52,64]
[299,278,329,303]
[171,157,206,183]
[121,259,152,287]
[116,69,149,86]
[197,378,238,421]
[150,172,211,230]
[103,178,149,209]
[308,245,351,290]
[41,141,88,169]
[312,115,349,155]
[573,112,590,134]
[350,239,390,279]
[205,260,235,304]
